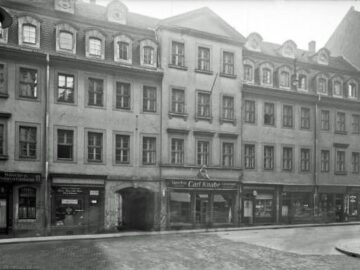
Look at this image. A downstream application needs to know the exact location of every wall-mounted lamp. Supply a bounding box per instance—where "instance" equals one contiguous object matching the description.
[0,6,13,29]
[252,190,258,197]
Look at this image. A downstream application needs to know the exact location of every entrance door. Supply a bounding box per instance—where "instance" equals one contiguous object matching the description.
[0,198,7,234]
[195,194,209,226]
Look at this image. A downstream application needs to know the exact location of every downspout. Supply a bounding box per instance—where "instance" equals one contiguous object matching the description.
[313,94,320,217]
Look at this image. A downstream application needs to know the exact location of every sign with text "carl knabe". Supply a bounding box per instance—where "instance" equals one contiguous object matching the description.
[0,171,42,183]
[166,179,239,190]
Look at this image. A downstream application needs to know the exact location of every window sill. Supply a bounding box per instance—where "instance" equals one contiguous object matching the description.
[0,92,9,99]
[0,154,8,160]
[168,64,188,71]
[219,73,236,79]
[220,118,236,126]
[195,116,212,123]
[86,104,105,110]
[56,100,76,106]
[114,107,132,113]
[86,160,104,165]
[195,69,213,75]
[55,158,76,164]
[114,162,132,167]
[335,171,347,175]
[168,112,188,120]
[335,131,347,135]
[17,219,36,223]
[114,59,132,65]
[17,96,40,102]
[141,64,157,69]
[18,157,37,161]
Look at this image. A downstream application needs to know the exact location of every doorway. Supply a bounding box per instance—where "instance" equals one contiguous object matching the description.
[195,194,209,225]
[0,197,8,234]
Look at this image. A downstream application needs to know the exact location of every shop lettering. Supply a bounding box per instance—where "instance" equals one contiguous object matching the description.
[167,179,238,190]
[188,181,221,189]
[0,171,41,183]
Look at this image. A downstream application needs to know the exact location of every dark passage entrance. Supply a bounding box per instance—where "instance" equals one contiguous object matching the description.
[118,187,154,231]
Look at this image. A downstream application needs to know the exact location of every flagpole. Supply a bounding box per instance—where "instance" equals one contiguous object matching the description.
[210,72,218,94]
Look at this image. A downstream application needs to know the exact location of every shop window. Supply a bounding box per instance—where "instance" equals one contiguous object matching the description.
[352,152,360,174]
[115,134,130,164]
[19,67,38,99]
[116,82,131,110]
[282,147,293,171]
[222,142,234,167]
[335,112,346,133]
[56,24,77,54]
[171,88,185,114]
[244,100,255,123]
[333,80,343,97]
[114,35,132,64]
[300,107,310,129]
[18,187,36,220]
[171,138,184,165]
[263,145,274,170]
[282,105,293,128]
[19,126,37,159]
[222,96,234,121]
[222,51,234,75]
[197,140,209,166]
[291,193,313,218]
[321,150,330,172]
[53,193,85,227]
[169,192,191,225]
[57,129,73,161]
[255,194,273,218]
[171,41,185,67]
[140,39,157,67]
[142,137,156,165]
[349,195,358,217]
[321,110,330,131]
[197,47,211,72]
[352,114,360,134]
[213,193,234,224]
[143,86,157,112]
[335,150,346,173]
[317,76,328,94]
[57,73,74,103]
[279,70,290,88]
[87,132,103,162]
[300,148,310,172]
[197,92,211,118]
[318,194,336,218]
[348,82,357,99]
[264,102,275,126]
[88,78,103,107]
[298,74,307,90]
[244,144,255,169]
[0,63,6,95]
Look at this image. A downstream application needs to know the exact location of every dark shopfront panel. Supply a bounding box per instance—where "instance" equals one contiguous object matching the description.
[166,179,239,229]
[347,188,360,221]
[51,185,104,235]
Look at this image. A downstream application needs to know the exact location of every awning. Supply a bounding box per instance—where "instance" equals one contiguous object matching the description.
[170,192,190,202]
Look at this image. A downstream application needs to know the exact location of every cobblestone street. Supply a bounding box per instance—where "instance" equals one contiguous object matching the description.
[0,227,359,270]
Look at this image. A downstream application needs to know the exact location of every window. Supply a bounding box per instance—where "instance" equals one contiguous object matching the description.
[321,150,330,172]
[171,138,184,165]
[59,31,73,51]
[0,24,8,43]
[300,107,310,129]
[22,24,36,44]
[244,100,255,123]
[279,71,290,88]
[57,74,74,103]
[19,126,37,159]
[142,137,156,165]
[318,77,327,94]
[0,124,4,156]
[264,102,275,126]
[171,41,185,67]
[87,132,102,162]
[143,86,157,112]
[18,187,36,220]
[171,88,185,114]
[88,78,103,107]
[244,64,253,82]
[222,96,234,120]
[115,135,130,164]
[336,150,346,173]
[244,144,255,169]
[348,82,358,98]
[352,115,360,134]
[333,80,342,96]
[298,74,307,90]
[264,146,274,170]
[89,38,102,56]
[143,46,154,65]
[0,63,6,94]
[118,42,129,60]
[19,68,38,99]
[222,142,234,167]
[336,112,346,133]
[352,152,360,174]
[222,51,234,75]
[282,105,293,128]
[282,147,293,171]
[116,82,130,110]
[197,92,211,118]
[262,68,272,85]
[57,129,73,160]
[321,110,330,131]
[300,148,310,172]
[197,141,209,165]
[198,47,210,71]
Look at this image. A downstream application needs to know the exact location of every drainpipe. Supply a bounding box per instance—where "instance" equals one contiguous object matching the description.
[313,94,320,218]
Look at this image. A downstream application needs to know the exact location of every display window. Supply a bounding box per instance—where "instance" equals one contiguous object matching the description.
[212,193,234,224]
[349,194,358,217]
[255,194,273,218]
[169,192,191,225]
[292,193,313,218]
[54,196,85,227]
[319,194,336,217]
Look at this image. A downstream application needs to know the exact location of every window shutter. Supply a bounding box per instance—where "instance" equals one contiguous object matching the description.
[343,82,348,98]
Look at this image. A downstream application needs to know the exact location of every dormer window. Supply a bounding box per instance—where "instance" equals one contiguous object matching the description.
[263,68,272,85]
[144,46,154,65]
[278,66,291,89]
[114,35,132,64]
[333,79,343,97]
[23,24,36,44]
[281,40,297,58]
[18,16,41,48]
[298,74,307,90]
[89,38,101,56]
[245,32,262,52]
[314,48,330,65]
[243,59,254,83]
[0,22,8,43]
[119,42,129,60]
[85,30,105,60]
[140,39,157,67]
[59,31,73,51]
[348,81,358,99]
[317,76,328,94]
[56,23,77,54]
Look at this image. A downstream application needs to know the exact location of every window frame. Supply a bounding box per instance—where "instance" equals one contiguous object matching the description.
[335,111,346,134]
[171,87,186,114]
[300,107,311,130]
[196,45,212,73]
[332,78,343,97]
[263,102,275,126]
[85,30,105,60]
[263,145,275,171]
[55,23,77,54]
[114,35,132,64]
[244,143,256,170]
[335,149,346,174]
[85,129,105,164]
[56,129,74,162]
[282,104,293,128]
[85,75,106,108]
[18,187,37,220]
[18,16,41,48]
[278,66,291,89]
[0,61,8,96]
[300,148,311,173]
[352,152,360,174]
[297,72,308,91]
[115,81,131,111]
[196,139,211,166]
[320,110,330,131]
[170,137,185,165]
[0,118,8,158]
[142,85,157,113]
[243,59,255,84]
[221,95,235,123]
[0,25,8,44]
[17,65,40,101]
[196,90,212,121]
[56,72,76,104]
[282,146,293,172]
[352,114,360,134]
[16,122,41,161]
[54,125,77,163]
[317,74,328,95]
[347,79,358,99]
[221,141,235,168]
[260,63,273,87]
[142,136,157,165]
[171,41,185,68]
[320,149,330,173]
[140,39,157,68]
[114,133,131,165]
[244,100,256,124]
[221,50,235,76]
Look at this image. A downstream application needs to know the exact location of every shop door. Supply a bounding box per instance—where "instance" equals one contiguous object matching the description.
[0,198,8,234]
[195,194,209,225]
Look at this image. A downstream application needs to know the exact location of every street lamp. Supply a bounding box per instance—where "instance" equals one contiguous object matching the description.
[0,6,13,29]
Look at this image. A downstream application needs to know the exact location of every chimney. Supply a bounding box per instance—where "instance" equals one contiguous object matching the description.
[308,41,316,54]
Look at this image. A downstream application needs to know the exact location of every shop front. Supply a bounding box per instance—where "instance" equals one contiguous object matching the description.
[51,177,105,235]
[166,179,240,229]
[346,187,360,221]
[317,186,346,223]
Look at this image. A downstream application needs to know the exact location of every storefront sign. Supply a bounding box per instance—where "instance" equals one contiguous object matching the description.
[89,190,99,196]
[0,171,41,183]
[55,187,84,195]
[167,179,239,190]
[61,199,78,205]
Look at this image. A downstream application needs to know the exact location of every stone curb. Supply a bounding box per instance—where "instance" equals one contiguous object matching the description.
[335,245,360,258]
[1,221,360,245]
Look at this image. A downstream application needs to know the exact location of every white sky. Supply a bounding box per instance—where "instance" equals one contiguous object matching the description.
[95,0,360,51]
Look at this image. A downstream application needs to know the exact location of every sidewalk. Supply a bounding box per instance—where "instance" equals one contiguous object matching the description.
[335,239,360,258]
[1,221,360,245]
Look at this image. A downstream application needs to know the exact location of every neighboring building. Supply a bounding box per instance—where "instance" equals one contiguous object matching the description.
[326,7,360,70]
[242,33,360,225]
[157,8,244,229]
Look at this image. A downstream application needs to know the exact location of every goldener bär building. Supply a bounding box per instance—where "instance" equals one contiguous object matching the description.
[0,0,360,237]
